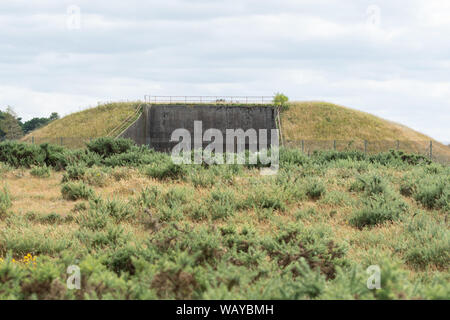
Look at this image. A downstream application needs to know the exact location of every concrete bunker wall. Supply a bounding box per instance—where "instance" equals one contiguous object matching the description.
[119,104,278,152]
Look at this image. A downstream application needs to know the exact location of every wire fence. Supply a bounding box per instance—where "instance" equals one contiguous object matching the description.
[284,139,450,164]
[6,136,449,165]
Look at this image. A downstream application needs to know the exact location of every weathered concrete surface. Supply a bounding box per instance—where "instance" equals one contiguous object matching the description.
[119,104,277,152]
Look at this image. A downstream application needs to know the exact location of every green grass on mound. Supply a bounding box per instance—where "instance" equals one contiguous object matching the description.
[22,102,142,148]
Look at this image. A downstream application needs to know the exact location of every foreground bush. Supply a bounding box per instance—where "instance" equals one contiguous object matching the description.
[400,213,449,269]
[0,186,11,216]
[30,165,51,178]
[144,162,187,180]
[86,137,134,158]
[305,178,326,200]
[349,188,408,228]
[414,177,449,210]
[61,182,94,201]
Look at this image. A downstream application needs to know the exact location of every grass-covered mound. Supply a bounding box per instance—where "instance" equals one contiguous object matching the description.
[21,102,141,148]
[0,139,448,299]
[281,102,450,162]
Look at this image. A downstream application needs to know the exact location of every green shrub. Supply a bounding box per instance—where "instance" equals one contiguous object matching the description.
[273,92,289,109]
[86,137,134,158]
[401,213,449,269]
[144,162,186,180]
[39,143,69,170]
[0,227,71,256]
[84,167,109,187]
[106,246,137,275]
[243,188,286,212]
[61,182,94,201]
[78,209,110,231]
[349,193,408,228]
[207,189,237,220]
[30,165,51,178]
[414,177,449,210]
[369,150,431,166]
[62,165,86,182]
[399,178,416,197]
[0,141,72,169]
[0,163,13,177]
[111,167,132,181]
[305,178,326,200]
[349,174,387,196]
[312,150,366,164]
[101,199,135,222]
[0,185,12,216]
[0,141,45,168]
[279,147,309,166]
[37,212,64,224]
[319,191,352,206]
[102,148,165,167]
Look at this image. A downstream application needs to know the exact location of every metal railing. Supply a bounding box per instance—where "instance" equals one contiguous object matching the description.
[144,95,274,104]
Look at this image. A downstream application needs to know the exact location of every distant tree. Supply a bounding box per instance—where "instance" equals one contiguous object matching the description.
[49,112,60,121]
[22,117,49,134]
[0,111,5,139]
[21,112,60,134]
[273,93,289,110]
[0,106,23,140]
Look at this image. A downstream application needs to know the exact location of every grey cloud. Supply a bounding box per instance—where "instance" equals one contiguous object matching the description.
[0,0,449,141]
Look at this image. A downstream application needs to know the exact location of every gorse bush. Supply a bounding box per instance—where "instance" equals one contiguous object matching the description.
[30,165,51,178]
[312,150,367,164]
[144,162,187,180]
[62,165,86,182]
[401,213,449,269]
[0,141,45,168]
[0,185,12,216]
[86,137,134,158]
[207,189,237,220]
[414,177,449,210]
[349,193,408,228]
[61,182,94,201]
[84,167,109,187]
[349,174,387,196]
[305,178,326,200]
[368,150,431,166]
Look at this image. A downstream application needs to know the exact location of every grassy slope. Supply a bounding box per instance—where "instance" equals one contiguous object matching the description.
[22,102,141,147]
[281,101,450,161]
[21,100,449,161]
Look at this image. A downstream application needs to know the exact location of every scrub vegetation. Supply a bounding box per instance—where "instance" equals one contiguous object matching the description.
[0,138,448,299]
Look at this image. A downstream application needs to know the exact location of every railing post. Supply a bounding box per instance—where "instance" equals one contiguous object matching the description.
[60,137,63,146]
[364,140,367,155]
[301,140,304,153]
[397,140,400,150]
[333,140,336,151]
[31,136,35,144]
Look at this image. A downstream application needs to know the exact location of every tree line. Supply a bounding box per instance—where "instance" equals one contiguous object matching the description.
[0,106,59,140]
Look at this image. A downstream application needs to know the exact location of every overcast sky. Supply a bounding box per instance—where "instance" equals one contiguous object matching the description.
[1,0,449,142]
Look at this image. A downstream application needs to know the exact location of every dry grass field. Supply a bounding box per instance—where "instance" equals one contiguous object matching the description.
[0,139,448,299]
